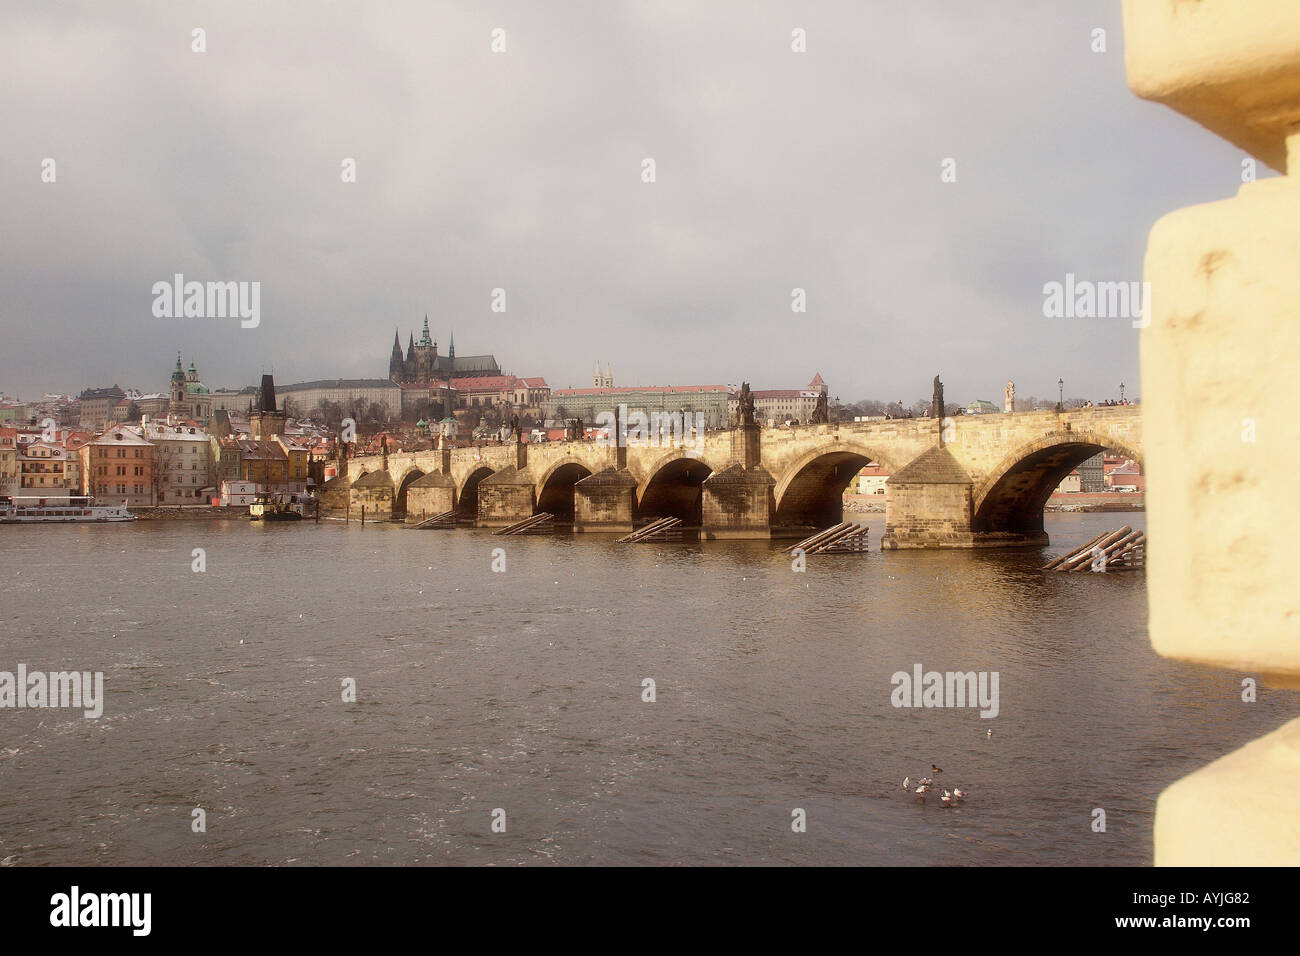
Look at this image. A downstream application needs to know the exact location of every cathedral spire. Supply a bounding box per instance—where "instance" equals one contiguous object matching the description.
[448,332,455,360]
[390,328,407,382]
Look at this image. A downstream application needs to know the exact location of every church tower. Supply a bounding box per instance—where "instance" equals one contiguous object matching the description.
[593,361,602,387]
[389,329,404,382]
[169,352,186,417]
[412,315,436,381]
[249,374,287,440]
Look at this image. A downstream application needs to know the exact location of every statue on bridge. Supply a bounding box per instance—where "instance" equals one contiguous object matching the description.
[510,415,521,442]
[1005,380,1015,413]
[738,382,755,427]
[811,392,829,424]
[931,375,944,419]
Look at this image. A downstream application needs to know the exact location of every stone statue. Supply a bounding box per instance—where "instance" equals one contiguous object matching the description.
[738,382,755,426]
[510,415,521,441]
[931,375,944,419]
[1005,380,1015,413]
[811,392,829,424]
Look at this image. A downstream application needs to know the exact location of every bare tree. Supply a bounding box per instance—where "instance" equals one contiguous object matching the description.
[151,443,179,503]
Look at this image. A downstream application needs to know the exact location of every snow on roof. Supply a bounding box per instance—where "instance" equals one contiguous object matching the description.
[141,422,209,441]
[92,426,151,446]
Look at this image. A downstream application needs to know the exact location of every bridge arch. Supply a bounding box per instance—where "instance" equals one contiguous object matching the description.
[772,443,899,528]
[636,453,714,523]
[535,460,594,520]
[971,428,1144,535]
[457,466,495,518]
[393,467,425,519]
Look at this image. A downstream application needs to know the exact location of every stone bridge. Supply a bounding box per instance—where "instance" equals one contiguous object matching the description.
[336,406,1141,547]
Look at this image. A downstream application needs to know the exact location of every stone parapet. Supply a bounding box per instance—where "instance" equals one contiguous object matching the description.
[1124,0,1300,864]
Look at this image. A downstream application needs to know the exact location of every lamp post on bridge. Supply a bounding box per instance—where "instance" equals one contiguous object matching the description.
[1057,378,1064,412]
[1120,381,1126,405]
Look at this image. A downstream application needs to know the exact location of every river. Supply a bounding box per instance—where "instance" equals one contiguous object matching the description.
[0,512,1293,865]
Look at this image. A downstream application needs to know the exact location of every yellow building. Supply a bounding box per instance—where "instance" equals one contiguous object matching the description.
[18,440,71,498]
[275,435,310,485]
[237,440,288,486]
[0,427,19,495]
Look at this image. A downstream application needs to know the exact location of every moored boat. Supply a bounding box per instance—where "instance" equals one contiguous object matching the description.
[0,495,137,523]
[249,493,306,521]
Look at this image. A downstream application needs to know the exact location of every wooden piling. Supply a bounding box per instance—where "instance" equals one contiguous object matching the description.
[1042,529,1109,571]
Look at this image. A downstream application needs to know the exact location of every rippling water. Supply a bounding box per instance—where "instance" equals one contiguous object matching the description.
[0,513,1293,866]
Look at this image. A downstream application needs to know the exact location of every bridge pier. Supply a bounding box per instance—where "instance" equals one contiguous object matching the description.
[476,466,536,529]
[349,470,395,521]
[879,445,1046,549]
[406,471,455,523]
[573,468,637,533]
[700,464,775,539]
[880,446,972,548]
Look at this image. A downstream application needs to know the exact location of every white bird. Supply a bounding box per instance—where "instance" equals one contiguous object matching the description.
[902,776,910,791]
[986,728,993,738]
[920,777,932,787]
[953,788,966,800]
[914,784,929,801]
[941,790,952,806]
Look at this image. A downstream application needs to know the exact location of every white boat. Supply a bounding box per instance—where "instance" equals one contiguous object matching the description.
[0,495,137,523]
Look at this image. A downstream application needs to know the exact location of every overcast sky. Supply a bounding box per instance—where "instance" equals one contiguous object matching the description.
[0,0,1259,406]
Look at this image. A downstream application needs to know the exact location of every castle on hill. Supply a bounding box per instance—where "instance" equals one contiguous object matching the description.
[388,316,501,384]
